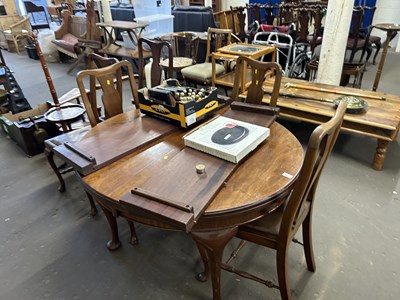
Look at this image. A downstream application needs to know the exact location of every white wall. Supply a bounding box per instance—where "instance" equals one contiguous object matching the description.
[372,0,400,51]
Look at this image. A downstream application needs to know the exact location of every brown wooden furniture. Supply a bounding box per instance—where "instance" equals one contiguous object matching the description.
[212,43,276,92]
[138,37,173,89]
[307,59,366,89]
[46,0,63,23]
[371,23,400,92]
[51,9,102,74]
[33,32,86,133]
[346,6,372,63]
[181,27,236,86]
[259,77,400,170]
[159,31,200,75]
[24,1,51,31]
[224,101,347,300]
[359,6,381,65]
[76,60,139,127]
[97,20,148,50]
[44,53,119,215]
[53,105,303,299]
[231,56,282,107]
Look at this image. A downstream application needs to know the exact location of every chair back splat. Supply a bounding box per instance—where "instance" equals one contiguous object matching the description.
[224,101,347,300]
[138,37,173,89]
[231,56,282,107]
[76,60,139,127]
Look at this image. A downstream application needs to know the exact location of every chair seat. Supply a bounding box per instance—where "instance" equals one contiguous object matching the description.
[181,62,225,83]
[160,57,194,71]
[346,38,366,48]
[3,29,30,39]
[52,33,79,53]
[242,199,286,236]
[369,35,381,43]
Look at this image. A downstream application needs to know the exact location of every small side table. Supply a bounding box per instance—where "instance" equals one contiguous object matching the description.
[212,43,276,92]
[372,23,400,91]
[44,104,85,132]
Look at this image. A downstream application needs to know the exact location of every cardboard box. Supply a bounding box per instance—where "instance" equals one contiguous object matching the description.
[138,82,219,128]
[0,103,61,156]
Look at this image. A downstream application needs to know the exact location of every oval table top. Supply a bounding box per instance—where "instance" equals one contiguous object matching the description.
[81,114,303,231]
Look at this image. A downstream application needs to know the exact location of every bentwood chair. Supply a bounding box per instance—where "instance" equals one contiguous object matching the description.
[231,56,282,106]
[224,101,347,300]
[76,60,139,127]
[138,37,173,89]
[181,27,237,86]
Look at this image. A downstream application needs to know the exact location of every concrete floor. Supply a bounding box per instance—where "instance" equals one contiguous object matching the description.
[0,48,399,300]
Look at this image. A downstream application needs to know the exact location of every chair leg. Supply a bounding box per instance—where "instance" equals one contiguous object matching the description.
[302,213,316,272]
[13,37,20,55]
[276,245,291,300]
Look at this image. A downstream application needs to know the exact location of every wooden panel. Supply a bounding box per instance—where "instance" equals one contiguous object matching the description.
[52,110,177,175]
[120,147,236,232]
[119,106,277,232]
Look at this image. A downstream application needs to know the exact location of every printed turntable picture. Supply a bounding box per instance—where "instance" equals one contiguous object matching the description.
[211,121,250,145]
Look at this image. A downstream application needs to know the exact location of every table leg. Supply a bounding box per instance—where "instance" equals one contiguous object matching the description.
[373,139,389,171]
[127,220,139,245]
[45,148,66,192]
[100,206,121,251]
[191,227,238,300]
[372,30,392,91]
[85,191,98,216]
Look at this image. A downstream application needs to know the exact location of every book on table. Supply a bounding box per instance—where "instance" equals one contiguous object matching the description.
[183,116,270,163]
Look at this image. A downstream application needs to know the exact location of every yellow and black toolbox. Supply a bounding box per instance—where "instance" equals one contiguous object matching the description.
[138,80,219,128]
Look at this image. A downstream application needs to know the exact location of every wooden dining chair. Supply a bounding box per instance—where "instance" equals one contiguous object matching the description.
[181,27,236,86]
[76,60,139,127]
[159,31,200,77]
[346,6,372,63]
[359,6,381,65]
[75,58,140,245]
[223,100,347,300]
[138,37,173,89]
[231,56,282,107]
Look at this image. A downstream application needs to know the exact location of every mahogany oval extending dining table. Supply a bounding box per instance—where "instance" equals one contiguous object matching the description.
[70,108,303,299]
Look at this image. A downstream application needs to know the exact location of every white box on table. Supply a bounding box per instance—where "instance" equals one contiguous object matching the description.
[183,116,270,164]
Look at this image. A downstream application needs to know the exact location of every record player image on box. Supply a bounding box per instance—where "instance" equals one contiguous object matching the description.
[138,79,219,128]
